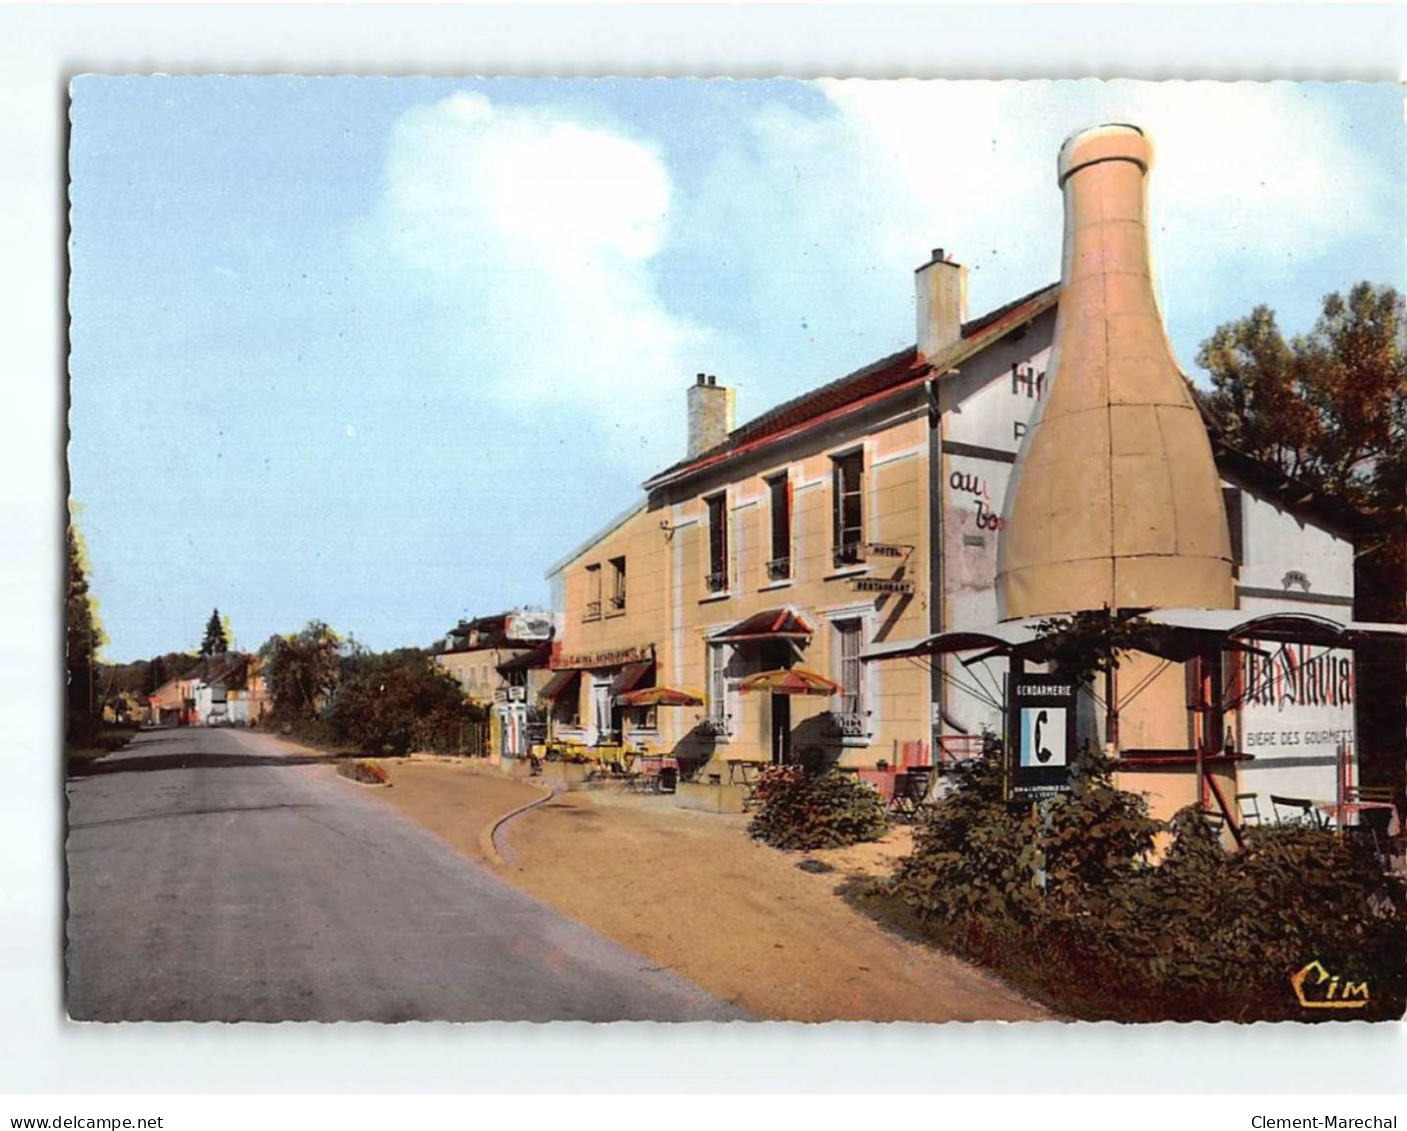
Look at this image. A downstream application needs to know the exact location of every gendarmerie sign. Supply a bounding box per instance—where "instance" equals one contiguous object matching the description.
[555,644,653,670]
[1007,673,1077,800]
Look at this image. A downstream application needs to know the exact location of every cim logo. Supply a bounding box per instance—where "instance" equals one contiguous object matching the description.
[1290,960,1369,1010]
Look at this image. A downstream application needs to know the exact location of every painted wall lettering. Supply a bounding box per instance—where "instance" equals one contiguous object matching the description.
[1010,362,1044,399]
[1242,643,1354,712]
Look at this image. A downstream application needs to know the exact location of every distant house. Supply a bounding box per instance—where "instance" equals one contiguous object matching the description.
[433,609,557,760]
[186,653,268,726]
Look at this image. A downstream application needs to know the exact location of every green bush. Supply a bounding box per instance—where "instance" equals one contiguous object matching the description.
[748,766,890,851]
[882,739,1406,1022]
[328,653,480,757]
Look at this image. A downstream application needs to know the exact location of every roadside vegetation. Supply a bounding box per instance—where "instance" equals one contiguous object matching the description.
[337,759,391,786]
[748,765,890,850]
[854,737,1407,1022]
[259,621,485,757]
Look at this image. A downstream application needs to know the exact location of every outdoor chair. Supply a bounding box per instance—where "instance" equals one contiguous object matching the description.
[1270,794,1324,828]
[889,767,934,822]
[1348,806,1394,860]
[1235,791,1262,826]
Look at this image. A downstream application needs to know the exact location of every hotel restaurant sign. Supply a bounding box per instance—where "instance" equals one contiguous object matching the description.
[555,644,654,671]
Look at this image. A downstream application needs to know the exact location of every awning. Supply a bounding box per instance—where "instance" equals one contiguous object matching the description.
[609,660,655,698]
[1138,607,1407,659]
[863,607,1407,665]
[496,640,555,674]
[538,669,582,701]
[862,618,1047,662]
[711,606,815,644]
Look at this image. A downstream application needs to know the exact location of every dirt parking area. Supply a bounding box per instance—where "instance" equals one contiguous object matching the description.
[362,759,1048,1023]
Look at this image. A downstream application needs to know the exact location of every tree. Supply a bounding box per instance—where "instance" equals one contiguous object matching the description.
[260,620,344,720]
[1197,284,1405,526]
[65,516,104,739]
[200,607,229,656]
[328,651,472,756]
[1198,283,1406,615]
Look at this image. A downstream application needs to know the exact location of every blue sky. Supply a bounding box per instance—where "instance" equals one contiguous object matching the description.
[68,77,1403,661]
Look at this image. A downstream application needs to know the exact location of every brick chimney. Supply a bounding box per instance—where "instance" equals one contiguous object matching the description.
[915,248,969,362]
[686,373,734,458]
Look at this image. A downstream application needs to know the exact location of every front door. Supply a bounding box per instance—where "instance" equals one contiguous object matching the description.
[592,675,613,745]
[771,693,791,765]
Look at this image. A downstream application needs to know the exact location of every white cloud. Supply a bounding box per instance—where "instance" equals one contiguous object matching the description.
[368,91,708,468]
[682,79,1393,396]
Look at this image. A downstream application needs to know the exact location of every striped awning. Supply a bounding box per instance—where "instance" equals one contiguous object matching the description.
[711,606,814,644]
[609,660,655,698]
[538,669,582,701]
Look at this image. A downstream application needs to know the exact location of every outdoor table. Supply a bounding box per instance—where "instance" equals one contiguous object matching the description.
[1317,800,1401,838]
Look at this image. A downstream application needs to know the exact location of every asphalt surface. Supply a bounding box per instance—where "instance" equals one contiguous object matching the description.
[65,727,743,1022]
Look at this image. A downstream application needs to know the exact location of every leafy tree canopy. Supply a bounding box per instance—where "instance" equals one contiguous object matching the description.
[1197,282,1405,521]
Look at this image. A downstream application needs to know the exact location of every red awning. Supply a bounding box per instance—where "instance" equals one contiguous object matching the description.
[711,606,814,644]
[538,669,582,701]
[609,660,655,698]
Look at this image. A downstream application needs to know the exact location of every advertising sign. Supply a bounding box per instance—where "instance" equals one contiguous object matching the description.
[505,608,554,642]
[1008,673,1077,799]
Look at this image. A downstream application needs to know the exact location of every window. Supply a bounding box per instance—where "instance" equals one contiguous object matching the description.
[705,493,728,592]
[766,473,791,581]
[833,618,866,735]
[1222,487,1244,572]
[832,450,865,567]
[609,556,627,611]
[584,563,602,621]
[705,642,732,734]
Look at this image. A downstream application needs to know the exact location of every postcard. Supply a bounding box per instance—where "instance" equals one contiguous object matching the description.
[64,76,1406,1023]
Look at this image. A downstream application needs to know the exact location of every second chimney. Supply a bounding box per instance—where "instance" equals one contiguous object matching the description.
[686,373,734,458]
[915,248,969,362]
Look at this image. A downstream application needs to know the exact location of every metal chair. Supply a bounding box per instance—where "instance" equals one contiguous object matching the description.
[1235,791,1262,826]
[890,767,934,821]
[1270,794,1324,828]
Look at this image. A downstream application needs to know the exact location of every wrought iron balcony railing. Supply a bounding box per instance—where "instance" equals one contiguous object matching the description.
[583,600,602,621]
[827,711,867,737]
[766,556,791,581]
[833,541,865,568]
[705,569,729,593]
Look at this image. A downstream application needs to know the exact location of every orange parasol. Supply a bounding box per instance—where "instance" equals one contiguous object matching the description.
[738,667,842,696]
[616,686,705,708]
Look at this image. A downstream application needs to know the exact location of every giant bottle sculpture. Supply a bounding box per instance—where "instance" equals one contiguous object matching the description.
[996,124,1234,621]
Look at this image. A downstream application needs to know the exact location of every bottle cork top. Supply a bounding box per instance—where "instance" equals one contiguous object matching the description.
[1057,123,1153,186]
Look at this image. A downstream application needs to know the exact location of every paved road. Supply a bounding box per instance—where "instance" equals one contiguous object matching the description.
[65,727,742,1022]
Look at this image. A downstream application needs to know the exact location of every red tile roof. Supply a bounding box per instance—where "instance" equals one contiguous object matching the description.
[644,282,1059,490]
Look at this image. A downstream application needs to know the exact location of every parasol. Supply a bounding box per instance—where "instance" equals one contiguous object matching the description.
[616,686,705,708]
[738,667,842,696]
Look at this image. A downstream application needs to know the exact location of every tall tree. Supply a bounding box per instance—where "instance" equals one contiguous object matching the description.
[201,607,229,656]
[1198,283,1405,505]
[260,620,344,720]
[1197,282,1406,614]
[65,516,104,738]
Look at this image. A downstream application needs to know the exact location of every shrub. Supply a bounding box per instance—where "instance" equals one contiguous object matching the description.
[880,739,1406,1022]
[748,766,890,851]
[328,652,480,756]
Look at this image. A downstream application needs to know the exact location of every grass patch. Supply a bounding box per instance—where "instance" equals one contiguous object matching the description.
[66,726,137,767]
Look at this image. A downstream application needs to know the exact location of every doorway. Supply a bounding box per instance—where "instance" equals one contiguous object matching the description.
[770,693,791,765]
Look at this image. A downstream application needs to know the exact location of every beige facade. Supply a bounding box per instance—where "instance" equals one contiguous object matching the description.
[546,504,671,751]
